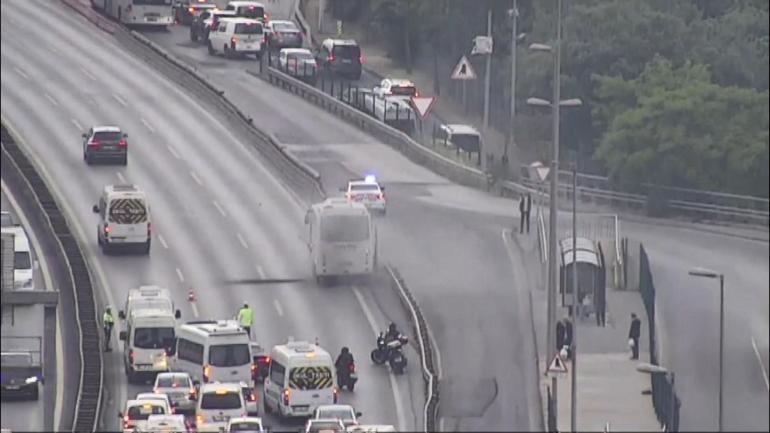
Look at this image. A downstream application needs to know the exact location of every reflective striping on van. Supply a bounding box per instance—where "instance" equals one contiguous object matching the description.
[289,366,333,390]
[109,198,147,224]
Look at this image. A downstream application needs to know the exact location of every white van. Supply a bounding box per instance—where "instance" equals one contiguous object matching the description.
[173,320,253,385]
[305,198,376,285]
[195,382,247,432]
[118,286,182,383]
[263,341,337,419]
[0,226,34,290]
[92,184,152,254]
[224,1,267,22]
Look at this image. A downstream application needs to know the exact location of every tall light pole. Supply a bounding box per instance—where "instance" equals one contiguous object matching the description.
[689,267,725,431]
[505,0,523,171]
[637,363,677,431]
[482,8,493,134]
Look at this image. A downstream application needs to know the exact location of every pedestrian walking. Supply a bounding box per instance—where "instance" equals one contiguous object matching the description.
[628,313,641,360]
[595,286,606,327]
[103,305,115,352]
[525,193,532,233]
[563,317,573,359]
[238,301,254,339]
[519,195,527,233]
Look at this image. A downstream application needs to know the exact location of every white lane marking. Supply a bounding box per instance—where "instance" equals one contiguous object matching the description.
[70,118,83,131]
[112,93,128,107]
[751,336,770,391]
[1,180,62,429]
[273,299,284,317]
[256,265,266,279]
[140,118,155,133]
[79,66,96,81]
[13,66,29,80]
[116,171,126,184]
[237,233,248,249]
[189,171,203,186]
[44,92,59,107]
[0,118,125,427]
[352,287,407,432]
[439,417,445,432]
[176,268,185,283]
[158,234,169,249]
[213,200,227,217]
[190,301,200,318]
[167,144,181,159]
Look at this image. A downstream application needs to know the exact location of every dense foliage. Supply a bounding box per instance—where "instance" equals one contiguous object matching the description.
[330,0,769,197]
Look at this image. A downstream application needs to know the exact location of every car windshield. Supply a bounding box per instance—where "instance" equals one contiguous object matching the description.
[309,421,343,432]
[288,52,314,61]
[332,45,360,59]
[156,374,190,388]
[230,421,262,431]
[14,251,31,269]
[127,404,165,420]
[208,343,250,366]
[451,133,480,150]
[350,184,379,192]
[200,392,241,410]
[235,22,263,34]
[133,327,175,350]
[390,86,416,96]
[319,409,353,420]
[321,215,369,243]
[94,131,122,141]
[240,6,264,18]
[274,22,297,32]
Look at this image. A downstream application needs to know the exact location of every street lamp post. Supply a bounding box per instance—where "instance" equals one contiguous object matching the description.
[637,363,676,430]
[688,267,725,431]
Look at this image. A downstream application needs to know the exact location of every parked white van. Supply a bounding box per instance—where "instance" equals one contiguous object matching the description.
[263,340,337,419]
[0,226,34,290]
[173,320,253,385]
[195,382,247,432]
[92,184,152,254]
[118,286,182,383]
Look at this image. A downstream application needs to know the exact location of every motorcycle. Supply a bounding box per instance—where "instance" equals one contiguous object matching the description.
[337,362,358,391]
[370,332,409,374]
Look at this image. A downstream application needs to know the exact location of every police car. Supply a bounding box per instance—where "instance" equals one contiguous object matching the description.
[342,175,386,215]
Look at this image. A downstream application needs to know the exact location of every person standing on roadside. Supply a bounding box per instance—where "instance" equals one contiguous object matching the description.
[629,313,641,360]
[238,301,254,339]
[103,305,115,352]
[525,193,532,233]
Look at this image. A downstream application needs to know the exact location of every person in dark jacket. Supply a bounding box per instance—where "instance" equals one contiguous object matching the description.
[556,319,566,354]
[595,285,606,327]
[525,193,532,233]
[563,317,573,359]
[384,322,400,343]
[629,313,641,359]
[519,194,532,234]
[335,347,355,387]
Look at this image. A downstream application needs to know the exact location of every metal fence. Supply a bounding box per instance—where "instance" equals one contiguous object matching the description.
[639,244,681,432]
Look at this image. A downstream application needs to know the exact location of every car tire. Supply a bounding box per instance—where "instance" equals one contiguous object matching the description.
[85,152,93,165]
[142,239,151,255]
[207,40,214,55]
[126,364,136,384]
[120,154,127,166]
[30,384,39,401]
[190,30,197,42]
[263,390,273,414]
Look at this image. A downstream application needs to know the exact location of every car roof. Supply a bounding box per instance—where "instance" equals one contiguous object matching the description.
[281,48,312,55]
[316,404,355,411]
[125,399,164,408]
[92,125,121,132]
[229,416,264,424]
[324,38,358,47]
[443,123,481,135]
[211,10,237,16]
[200,382,242,392]
[156,371,191,379]
[309,418,345,425]
[384,78,414,86]
[349,180,380,187]
[270,20,295,26]
[228,0,265,6]
[220,17,262,24]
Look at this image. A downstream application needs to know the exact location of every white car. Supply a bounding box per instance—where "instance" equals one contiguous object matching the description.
[195,383,247,432]
[133,414,189,432]
[372,78,418,99]
[304,418,346,433]
[226,416,265,432]
[153,372,197,414]
[278,48,317,82]
[346,425,396,432]
[239,382,259,416]
[343,175,386,215]
[208,17,264,59]
[313,404,361,428]
[136,392,173,415]
[119,399,168,433]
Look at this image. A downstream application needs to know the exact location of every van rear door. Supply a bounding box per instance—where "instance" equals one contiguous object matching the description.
[107,197,148,243]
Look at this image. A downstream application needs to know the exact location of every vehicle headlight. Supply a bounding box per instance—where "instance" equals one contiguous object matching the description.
[25,376,39,384]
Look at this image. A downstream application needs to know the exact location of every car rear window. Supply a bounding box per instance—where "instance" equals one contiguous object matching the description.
[239,5,264,19]
[308,421,344,432]
[391,86,416,96]
[127,404,165,420]
[200,392,241,410]
[333,45,360,59]
[156,375,189,388]
[134,327,175,350]
[208,343,250,367]
[94,131,122,141]
[319,408,354,420]
[350,184,379,192]
[235,22,263,34]
[14,251,31,269]
[451,133,480,150]
[273,22,297,32]
[229,421,262,431]
[288,52,314,62]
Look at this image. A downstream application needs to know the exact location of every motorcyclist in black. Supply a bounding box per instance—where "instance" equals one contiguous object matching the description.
[335,347,354,387]
[384,322,400,343]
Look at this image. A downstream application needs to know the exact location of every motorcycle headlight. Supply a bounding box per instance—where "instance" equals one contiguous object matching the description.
[25,376,39,384]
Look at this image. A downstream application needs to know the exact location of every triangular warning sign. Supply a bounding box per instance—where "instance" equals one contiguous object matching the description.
[451,55,477,80]
[410,96,437,120]
[547,353,569,375]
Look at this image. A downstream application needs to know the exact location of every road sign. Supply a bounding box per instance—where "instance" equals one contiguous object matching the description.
[451,55,477,80]
[410,96,437,120]
[471,35,493,55]
[547,352,568,375]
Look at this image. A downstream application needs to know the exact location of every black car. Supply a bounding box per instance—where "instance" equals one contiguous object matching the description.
[315,38,362,80]
[82,126,128,165]
[190,10,235,42]
[174,0,216,26]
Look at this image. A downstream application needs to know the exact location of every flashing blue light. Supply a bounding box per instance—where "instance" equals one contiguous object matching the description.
[364,175,377,184]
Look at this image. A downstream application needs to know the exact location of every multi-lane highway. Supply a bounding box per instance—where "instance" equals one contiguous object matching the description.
[138,3,544,431]
[0,1,423,430]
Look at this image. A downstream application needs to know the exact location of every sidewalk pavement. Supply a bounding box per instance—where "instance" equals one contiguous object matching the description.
[299,0,531,176]
[515,228,662,432]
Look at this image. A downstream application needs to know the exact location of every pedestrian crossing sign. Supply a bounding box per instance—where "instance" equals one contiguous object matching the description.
[547,352,568,375]
[451,55,477,80]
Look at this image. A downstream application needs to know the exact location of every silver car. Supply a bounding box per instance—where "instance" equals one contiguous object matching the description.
[152,372,196,414]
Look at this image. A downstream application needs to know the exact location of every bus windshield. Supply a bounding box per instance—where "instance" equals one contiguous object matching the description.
[209,344,250,367]
[321,215,369,243]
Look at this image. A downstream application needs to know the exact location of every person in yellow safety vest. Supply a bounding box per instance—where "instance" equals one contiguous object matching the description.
[238,302,254,339]
[103,305,115,352]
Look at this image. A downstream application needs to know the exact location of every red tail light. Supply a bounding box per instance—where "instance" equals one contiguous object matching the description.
[128,349,134,364]
[349,363,356,373]
[147,222,152,236]
[231,36,239,43]
[249,391,257,402]
[333,386,339,403]
[88,139,101,149]
[282,388,290,406]
[379,193,385,200]
[327,54,335,62]
[104,225,111,236]
[118,139,127,148]
[203,364,211,383]
[123,414,130,428]
[359,55,364,64]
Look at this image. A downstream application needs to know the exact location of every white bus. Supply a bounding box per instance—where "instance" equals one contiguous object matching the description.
[92,0,174,27]
[305,198,376,285]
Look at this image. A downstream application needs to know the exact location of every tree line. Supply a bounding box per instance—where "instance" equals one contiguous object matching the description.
[328,0,769,198]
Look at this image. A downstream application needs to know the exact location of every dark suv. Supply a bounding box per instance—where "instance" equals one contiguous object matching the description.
[315,38,362,80]
[82,126,128,165]
[174,0,216,26]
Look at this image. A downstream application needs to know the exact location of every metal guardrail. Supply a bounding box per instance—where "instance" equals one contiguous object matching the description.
[386,266,439,433]
[1,123,103,432]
